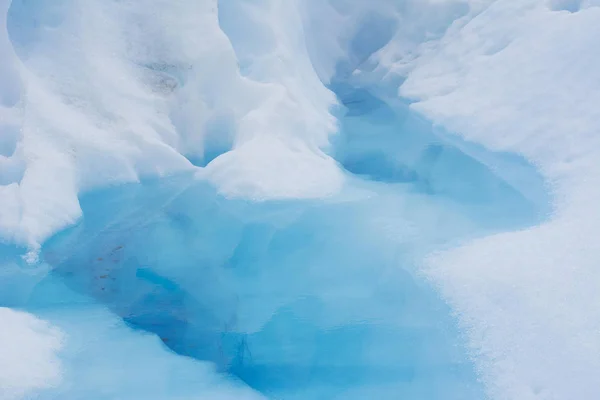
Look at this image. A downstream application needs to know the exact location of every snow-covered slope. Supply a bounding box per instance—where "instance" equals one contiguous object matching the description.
[374,1,600,399]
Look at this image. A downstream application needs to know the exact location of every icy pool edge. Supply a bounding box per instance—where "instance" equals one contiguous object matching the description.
[392,2,600,399]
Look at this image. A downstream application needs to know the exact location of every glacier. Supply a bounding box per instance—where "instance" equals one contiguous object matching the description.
[1,0,599,399]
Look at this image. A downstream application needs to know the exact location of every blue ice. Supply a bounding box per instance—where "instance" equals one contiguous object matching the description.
[0,82,548,399]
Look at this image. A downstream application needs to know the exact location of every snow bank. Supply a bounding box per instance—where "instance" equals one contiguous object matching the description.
[205,0,342,200]
[0,0,344,251]
[0,307,63,400]
[370,1,600,398]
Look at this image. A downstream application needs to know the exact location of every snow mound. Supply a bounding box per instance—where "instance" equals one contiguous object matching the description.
[367,1,600,398]
[0,307,63,400]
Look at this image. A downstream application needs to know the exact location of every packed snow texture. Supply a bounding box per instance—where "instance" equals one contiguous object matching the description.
[383,2,600,399]
[0,307,63,400]
[0,0,599,399]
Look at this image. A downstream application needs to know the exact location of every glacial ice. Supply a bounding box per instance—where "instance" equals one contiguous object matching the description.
[1,80,545,398]
[33,109,542,399]
[1,0,599,399]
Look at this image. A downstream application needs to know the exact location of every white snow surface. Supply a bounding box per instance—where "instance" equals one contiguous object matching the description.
[375,1,600,399]
[0,307,64,400]
[1,0,600,399]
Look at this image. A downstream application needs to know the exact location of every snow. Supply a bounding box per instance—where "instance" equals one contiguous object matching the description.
[0,0,344,251]
[0,307,64,400]
[202,136,343,200]
[208,0,341,199]
[374,1,600,399]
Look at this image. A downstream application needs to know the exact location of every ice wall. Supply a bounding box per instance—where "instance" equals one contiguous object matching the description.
[0,0,500,251]
[0,0,344,253]
[0,0,25,246]
[299,0,475,86]
[206,0,342,200]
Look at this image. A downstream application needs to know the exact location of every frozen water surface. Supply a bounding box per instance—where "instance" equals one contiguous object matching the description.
[25,84,546,399]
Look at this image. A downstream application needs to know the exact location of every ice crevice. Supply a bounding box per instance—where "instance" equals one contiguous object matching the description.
[1,1,598,400]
